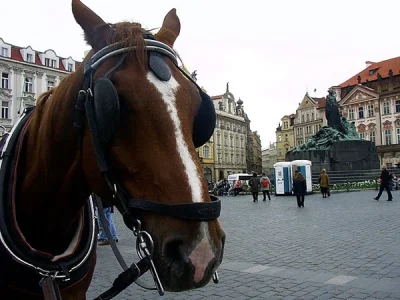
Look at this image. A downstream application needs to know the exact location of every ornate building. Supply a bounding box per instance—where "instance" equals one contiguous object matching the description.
[0,38,79,133]
[293,93,326,146]
[334,56,400,167]
[262,142,277,176]
[212,83,247,181]
[275,114,296,161]
[250,131,262,174]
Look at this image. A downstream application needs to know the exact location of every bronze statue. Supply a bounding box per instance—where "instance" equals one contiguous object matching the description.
[325,89,345,133]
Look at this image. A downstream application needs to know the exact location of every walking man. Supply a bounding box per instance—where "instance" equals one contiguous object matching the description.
[374,165,393,201]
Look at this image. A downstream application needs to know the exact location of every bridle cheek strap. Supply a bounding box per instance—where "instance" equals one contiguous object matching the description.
[128,196,221,221]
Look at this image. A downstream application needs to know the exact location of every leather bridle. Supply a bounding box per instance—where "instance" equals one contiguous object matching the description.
[74,34,221,299]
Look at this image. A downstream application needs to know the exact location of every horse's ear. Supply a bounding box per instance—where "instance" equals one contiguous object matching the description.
[71,0,112,49]
[155,8,181,47]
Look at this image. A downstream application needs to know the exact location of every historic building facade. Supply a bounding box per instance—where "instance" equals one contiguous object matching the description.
[262,142,277,176]
[0,38,79,134]
[250,131,262,174]
[293,93,326,146]
[212,84,247,181]
[334,56,400,167]
[275,114,296,161]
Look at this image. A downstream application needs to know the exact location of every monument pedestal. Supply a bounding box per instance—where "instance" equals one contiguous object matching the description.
[285,140,380,172]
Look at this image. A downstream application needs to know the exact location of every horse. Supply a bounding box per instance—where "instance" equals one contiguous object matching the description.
[0,0,225,299]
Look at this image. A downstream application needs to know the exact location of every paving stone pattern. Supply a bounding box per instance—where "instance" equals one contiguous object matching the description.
[87,190,400,299]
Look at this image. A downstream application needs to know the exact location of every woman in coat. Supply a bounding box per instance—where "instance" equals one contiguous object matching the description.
[318,169,330,198]
[293,172,307,207]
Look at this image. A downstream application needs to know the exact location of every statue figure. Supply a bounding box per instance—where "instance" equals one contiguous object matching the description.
[218,101,223,111]
[325,89,345,133]
[226,82,229,92]
[191,70,197,82]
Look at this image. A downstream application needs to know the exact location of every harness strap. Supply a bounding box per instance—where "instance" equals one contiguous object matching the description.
[39,276,62,300]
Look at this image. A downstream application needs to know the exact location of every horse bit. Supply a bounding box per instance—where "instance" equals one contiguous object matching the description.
[74,33,222,300]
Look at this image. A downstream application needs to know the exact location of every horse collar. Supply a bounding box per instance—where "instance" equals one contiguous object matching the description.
[0,107,97,297]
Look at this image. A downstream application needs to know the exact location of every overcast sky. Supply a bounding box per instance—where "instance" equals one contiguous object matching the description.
[2,0,400,148]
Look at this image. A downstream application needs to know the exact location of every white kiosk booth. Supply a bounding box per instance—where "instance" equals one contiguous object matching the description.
[289,160,313,193]
[273,162,292,195]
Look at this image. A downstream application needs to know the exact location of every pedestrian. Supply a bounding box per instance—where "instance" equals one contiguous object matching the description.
[292,171,307,207]
[248,172,260,202]
[374,165,393,201]
[98,198,119,245]
[260,172,271,201]
[318,169,330,198]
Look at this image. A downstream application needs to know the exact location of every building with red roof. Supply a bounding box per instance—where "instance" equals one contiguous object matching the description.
[0,38,81,132]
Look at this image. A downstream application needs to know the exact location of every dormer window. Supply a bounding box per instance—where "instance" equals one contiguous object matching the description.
[45,58,56,68]
[26,53,33,63]
[67,63,73,72]
[369,68,378,75]
[1,47,8,57]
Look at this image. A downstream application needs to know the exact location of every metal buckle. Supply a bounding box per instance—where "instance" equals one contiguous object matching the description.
[135,227,164,296]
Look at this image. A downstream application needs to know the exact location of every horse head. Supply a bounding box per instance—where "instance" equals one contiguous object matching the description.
[71,0,225,292]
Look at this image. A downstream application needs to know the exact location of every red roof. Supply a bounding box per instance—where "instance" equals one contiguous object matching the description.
[339,56,400,87]
[3,40,80,72]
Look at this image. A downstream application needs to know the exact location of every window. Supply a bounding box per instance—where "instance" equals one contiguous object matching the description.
[1,101,8,119]
[348,108,354,120]
[1,73,9,89]
[368,104,374,117]
[47,80,55,91]
[312,113,314,120]
[385,129,392,145]
[397,128,400,144]
[396,100,400,113]
[45,58,56,68]
[26,53,33,63]
[1,47,8,57]
[370,131,376,143]
[301,115,304,122]
[315,125,319,132]
[359,133,365,140]
[230,136,233,146]
[306,114,310,121]
[202,145,209,158]
[25,77,33,92]
[231,153,234,163]
[285,134,288,142]
[278,135,282,142]
[68,63,73,72]
[224,135,227,146]
[358,106,364,119]
[383,102,390,114]
[217,152,222,163]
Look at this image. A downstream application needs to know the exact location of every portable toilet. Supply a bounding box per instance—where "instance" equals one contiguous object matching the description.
[290,160,313,193]
[273,162,292,195]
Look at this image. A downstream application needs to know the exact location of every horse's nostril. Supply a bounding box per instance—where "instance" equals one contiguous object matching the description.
[163,239,184,262]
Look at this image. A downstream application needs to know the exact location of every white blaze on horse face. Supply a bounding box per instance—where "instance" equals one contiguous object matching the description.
[146,72,203,203]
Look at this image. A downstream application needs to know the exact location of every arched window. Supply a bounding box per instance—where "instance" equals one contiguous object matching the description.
[203,145,210,158]
[204,167,212,182]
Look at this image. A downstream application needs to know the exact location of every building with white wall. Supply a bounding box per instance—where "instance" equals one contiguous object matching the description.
[0,38,80,132]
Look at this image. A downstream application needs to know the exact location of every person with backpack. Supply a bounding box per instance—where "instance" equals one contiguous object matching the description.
[260,173,271,201]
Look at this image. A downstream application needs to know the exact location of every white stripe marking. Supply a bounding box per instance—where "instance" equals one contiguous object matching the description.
[146,72,203,203]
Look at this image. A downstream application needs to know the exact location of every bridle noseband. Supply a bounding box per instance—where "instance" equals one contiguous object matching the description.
[74,33,221,298]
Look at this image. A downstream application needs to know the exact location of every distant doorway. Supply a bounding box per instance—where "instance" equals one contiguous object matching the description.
[219,170,224,181]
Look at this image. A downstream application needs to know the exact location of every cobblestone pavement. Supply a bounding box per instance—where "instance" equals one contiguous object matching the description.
[87,190,400,299]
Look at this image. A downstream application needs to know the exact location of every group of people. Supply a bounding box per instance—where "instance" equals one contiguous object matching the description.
[92,194,119,246]
[248,172,272,202]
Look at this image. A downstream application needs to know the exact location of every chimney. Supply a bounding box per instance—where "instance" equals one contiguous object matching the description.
[365,61,375,68]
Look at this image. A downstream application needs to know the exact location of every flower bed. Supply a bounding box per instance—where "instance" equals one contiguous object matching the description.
[312,180,377,191]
